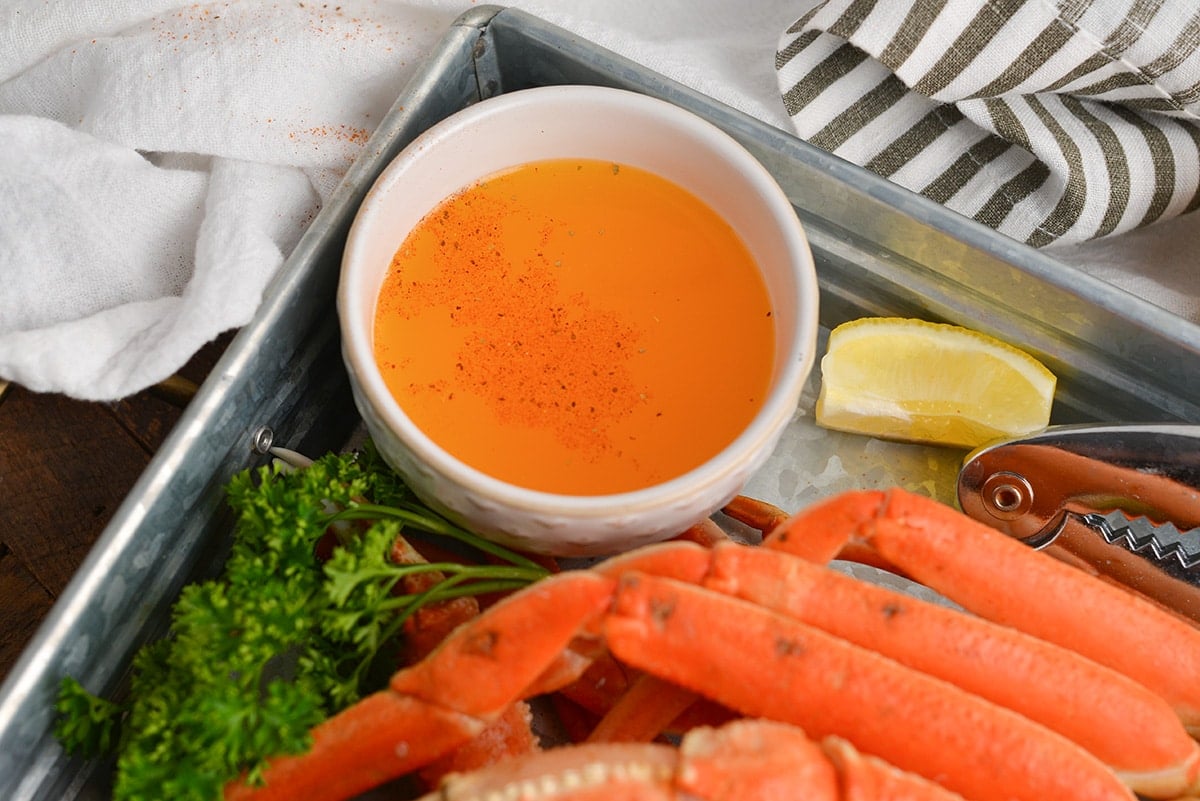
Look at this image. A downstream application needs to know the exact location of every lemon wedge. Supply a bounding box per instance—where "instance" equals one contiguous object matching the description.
[815,317,1056,448]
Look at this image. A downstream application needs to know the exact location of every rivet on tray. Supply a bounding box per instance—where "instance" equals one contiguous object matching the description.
[251,426,275,454]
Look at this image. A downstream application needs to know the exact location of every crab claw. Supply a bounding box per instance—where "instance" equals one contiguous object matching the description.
[224,573,617,801]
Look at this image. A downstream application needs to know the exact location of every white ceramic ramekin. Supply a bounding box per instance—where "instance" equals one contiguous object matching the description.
[339,85,818,556]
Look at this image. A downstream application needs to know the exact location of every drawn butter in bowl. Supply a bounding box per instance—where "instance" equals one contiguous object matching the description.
[339,85,819,556]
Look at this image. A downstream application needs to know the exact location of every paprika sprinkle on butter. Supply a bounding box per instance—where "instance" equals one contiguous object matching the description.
[373,158,774,495]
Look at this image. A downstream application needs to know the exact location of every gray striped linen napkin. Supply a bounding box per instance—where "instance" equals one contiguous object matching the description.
[776,0,1200,247]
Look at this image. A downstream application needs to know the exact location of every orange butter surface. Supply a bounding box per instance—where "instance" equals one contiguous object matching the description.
[373,158,774,495]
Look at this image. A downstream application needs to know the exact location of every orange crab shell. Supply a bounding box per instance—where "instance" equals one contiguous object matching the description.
[225,488,1200,801]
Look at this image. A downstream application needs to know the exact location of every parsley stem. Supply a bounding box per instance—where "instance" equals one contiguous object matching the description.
[351,563,546,629]
[322,503,549,573]
[394,562,548,582]
[327,562,546,604]
[381,579,534,615]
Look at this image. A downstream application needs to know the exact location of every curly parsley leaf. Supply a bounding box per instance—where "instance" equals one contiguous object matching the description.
[54,676,125,758]
[54,443,549,800]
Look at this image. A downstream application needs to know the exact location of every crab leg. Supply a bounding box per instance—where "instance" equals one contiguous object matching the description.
[578,542,754,744]
[672,517,734,546]
[728,491,889,567]
[588,538,1199,797]
[603,571,1136,801]
[552,652,636,721]
[705,541,1200,799]
[584,673,699,744]
[818,735,969,801]
[235,692,478,801]
[386,532,541,789]
[225,571,617,801]
[389,534,484,665]
[763,489,1200,735]
[423,719,963,801]
[549,541,714,734]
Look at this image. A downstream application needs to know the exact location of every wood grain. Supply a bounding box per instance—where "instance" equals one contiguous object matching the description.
[0,546,53,679]
[0,390,165,595]
[0,333,232,683]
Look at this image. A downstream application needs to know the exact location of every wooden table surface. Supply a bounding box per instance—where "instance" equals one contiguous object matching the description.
[0,334,233,684]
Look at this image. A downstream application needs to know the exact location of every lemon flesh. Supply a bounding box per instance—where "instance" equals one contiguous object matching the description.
[815,317,1056,449]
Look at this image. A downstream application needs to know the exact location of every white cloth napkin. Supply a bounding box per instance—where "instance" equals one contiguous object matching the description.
[0,1,456,399]
[0,0,1197,401]
[0,0,800,400]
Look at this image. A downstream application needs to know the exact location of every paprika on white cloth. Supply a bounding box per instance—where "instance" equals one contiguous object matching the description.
[0,0,1196,400]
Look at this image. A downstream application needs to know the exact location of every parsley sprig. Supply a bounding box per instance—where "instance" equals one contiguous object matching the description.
[54,444,549,801]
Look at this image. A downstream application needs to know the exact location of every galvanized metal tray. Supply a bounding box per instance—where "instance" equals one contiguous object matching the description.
[4,6,1200,799]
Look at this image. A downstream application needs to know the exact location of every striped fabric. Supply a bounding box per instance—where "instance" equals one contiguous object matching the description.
[776,0,1200,246]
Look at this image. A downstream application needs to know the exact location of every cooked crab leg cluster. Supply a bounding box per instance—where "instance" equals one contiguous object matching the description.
[223,488,1200,801]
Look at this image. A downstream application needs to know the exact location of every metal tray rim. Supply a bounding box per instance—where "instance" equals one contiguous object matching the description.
[4,5,1199,797]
